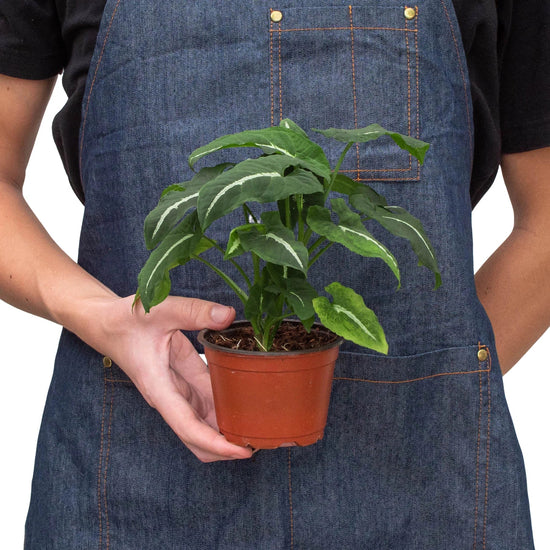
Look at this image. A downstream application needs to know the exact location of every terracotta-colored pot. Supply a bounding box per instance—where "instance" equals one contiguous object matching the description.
[198,321,343,449]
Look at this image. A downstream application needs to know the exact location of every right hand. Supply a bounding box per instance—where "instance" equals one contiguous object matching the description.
[82,294,253,463]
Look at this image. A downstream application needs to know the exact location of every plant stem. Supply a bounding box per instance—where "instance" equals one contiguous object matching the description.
[325,142,354,198]
[191,255,248,304]
[243,203,259,224]
[285,197,292,229]
[203,237,252,289]
[296,195,304,241]
[252,252,261,284]
[308,235,327,254]
[308,241,334,268]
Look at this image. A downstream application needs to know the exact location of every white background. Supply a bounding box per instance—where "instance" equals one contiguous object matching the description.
[1,82,548,547]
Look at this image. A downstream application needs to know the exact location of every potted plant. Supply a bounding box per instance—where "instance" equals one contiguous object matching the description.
[136,119,440,449]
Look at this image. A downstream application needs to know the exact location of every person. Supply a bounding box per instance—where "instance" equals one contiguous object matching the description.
[0,0,548,548]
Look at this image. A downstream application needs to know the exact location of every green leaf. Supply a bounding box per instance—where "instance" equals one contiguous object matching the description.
[313,123,430,164]
[161,183,185,198]
[307,199,400,285]
[224,223,264,260]
[284,277,318,321]
[196,156,323,229]
[239,212,309,273]
[354,203,442,288]
[188,125,331,179]
[144,181,202,250]
[332,175,388,211]
[313,282,388,353]
[264,264,318,322]
[137,213,202,312]
[279,118,308,138]
[144,163,232,250]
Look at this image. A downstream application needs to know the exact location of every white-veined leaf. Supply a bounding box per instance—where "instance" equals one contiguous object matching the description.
[144,163,232,249]
[313,123,430,164]
[197,156,323,229]
[313,282,388,353]
[238,214,309,273]
[137,213,202,312]
[307,199,400,285]
[188,125,331,179]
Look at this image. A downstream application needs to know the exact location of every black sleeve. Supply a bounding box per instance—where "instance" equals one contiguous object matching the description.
[500,0,550,154]
[0,1,65,79]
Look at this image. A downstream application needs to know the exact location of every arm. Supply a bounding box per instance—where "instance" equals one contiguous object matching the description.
[0,74,252,461]
[475,147,550,374]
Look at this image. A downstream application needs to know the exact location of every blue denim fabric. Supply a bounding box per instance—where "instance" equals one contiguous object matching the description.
[25,1,534,548]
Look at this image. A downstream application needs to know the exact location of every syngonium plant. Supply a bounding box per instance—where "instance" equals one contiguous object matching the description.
[136,119,441,353]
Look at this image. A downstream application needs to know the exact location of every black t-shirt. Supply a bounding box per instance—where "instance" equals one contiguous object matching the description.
[1,1,549,206]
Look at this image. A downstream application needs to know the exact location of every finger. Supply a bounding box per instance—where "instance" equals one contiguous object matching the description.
[155,296,236,332]
[147,378,252,462]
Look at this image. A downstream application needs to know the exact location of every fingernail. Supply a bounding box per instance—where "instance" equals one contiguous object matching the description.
[210,305,231,324]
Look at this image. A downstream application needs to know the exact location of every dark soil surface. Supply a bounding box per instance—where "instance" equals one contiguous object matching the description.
[205,321,339,352]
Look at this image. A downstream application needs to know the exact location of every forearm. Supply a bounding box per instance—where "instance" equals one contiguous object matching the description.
[0,180,117,338]
[475,147,550,374]
[475,226,550,374]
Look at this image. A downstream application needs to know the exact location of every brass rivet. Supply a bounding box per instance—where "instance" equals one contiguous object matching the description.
[103,356,113,368]
[270,10,283,23]
[404,7,416,20]
[477,349,488,362]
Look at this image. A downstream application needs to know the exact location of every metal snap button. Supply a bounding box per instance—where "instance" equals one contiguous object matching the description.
[477,348,488,362]
[271,10,283,23]
[103,356,113,368]
[404,7,416,20]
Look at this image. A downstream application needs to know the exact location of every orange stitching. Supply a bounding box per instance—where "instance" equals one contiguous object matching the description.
[269,14,274,126]
[482,347,492,549]
[349,6,360,178]
[405,15,412,175]
[473,366,483,548]
[404,12,412,173]
[288,449,294,549]
[439,0,473,157]
[79,0,122,181]
[278,23,283,122]
[270,26,417,33]
[341,168,413,173]
[104,378,133,384]
[415,6,420,179]
[356,176,421,181]
[97,371,107,548]
[333,367,490,384]
[103,382,114,549]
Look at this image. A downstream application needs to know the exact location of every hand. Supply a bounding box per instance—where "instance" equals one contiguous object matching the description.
[84,294,253,463]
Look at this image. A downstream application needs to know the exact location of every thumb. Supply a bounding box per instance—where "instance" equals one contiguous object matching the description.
[160,296,236,331]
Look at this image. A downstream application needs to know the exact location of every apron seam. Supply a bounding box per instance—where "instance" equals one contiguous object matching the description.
[333,367,490,384]
[79,0,123,180]
[269,11,274,126]
[97,369,108,549]
[482,347,492,549]
[414,6,420,180]
[473,370,483,549]
[349,5,361,178]
[439,0,473,157]
[98,362,115,550]
[288,448,295,549]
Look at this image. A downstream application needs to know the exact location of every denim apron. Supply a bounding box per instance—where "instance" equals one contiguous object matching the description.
[25,1,535,548]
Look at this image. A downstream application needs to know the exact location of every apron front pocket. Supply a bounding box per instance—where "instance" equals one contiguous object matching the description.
[287,344,493,549]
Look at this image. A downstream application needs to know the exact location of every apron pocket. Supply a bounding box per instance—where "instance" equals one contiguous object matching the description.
[270,4,421,181]
[288,344,493,549]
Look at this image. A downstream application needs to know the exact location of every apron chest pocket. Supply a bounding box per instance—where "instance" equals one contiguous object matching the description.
[270,4,421,181]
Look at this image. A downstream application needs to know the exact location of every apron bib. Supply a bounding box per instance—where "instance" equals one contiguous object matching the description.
[26,1,534,548]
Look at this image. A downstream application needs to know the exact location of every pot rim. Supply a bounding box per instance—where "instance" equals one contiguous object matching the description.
[198,319,344,357]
